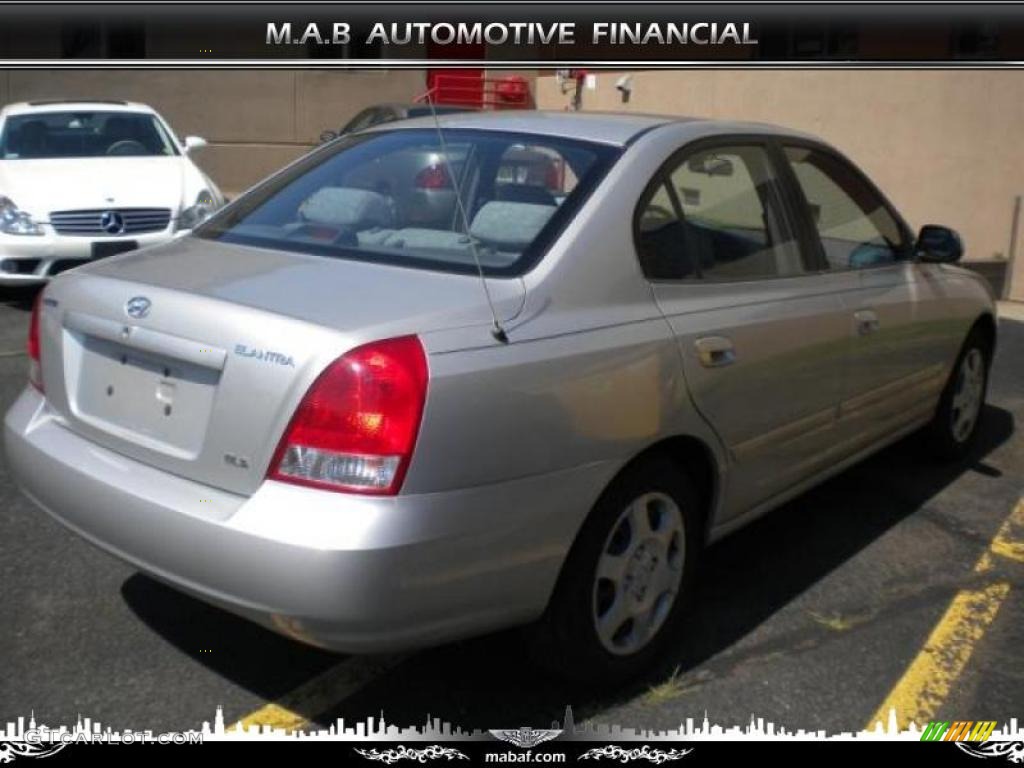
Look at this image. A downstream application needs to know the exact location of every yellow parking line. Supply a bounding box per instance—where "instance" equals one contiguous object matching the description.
[867,581,1010,730]
[233,654,406,734]
[990,499,1024,565]
[867,499,1023,730]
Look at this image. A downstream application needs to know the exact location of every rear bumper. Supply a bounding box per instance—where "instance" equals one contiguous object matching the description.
[4,387,608,652]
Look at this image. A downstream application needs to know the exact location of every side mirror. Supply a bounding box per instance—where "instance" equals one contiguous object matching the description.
[915,225,963,263]
[319,129,339,144]
[183,136,207,154]
[686,154,734,177]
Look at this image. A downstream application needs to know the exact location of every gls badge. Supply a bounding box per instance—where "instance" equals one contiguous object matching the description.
[234,344,296,367]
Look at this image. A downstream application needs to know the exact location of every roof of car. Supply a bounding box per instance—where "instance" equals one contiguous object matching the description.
[0,100,158,117]
[373,109,817,147]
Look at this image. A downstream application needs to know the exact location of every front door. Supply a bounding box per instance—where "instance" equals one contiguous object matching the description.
[780,144,950,453]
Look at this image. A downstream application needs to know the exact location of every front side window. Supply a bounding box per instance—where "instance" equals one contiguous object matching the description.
[783,146,908,270]
[636,144,802,281]
[0,111,179,159]
[198,128,619,277]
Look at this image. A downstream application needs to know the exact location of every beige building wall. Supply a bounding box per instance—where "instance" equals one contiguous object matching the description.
[4,68,1019,299]
[1,69,431,196]
[537,70,1024,301]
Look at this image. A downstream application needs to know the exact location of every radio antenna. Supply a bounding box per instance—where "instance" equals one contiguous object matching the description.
[423,89,509,344]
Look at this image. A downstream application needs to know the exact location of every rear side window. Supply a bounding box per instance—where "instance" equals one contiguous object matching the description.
[783,146,908,270]
[636,144,803,281]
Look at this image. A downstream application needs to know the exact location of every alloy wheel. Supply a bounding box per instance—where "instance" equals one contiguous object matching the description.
[592,492,686,656]
[950,347,985,443]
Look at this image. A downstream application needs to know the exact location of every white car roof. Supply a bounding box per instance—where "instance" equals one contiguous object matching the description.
[0,100,158,118]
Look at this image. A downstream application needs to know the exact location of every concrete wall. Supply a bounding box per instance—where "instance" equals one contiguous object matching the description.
[536,70,1024,301]
[1,69,430,196]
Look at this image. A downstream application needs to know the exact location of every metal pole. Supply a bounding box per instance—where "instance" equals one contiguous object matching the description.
[1005,194,1021,300]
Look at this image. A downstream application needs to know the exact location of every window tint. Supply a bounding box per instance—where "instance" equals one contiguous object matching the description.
[198,129,619,277]
[0,111,178,159]
[784,146,907,270]
[495,144,577,206]
[636,144,802,281]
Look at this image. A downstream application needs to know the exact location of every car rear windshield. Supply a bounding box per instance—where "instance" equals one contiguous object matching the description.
[0,111,179,159]
[196,128,621,277]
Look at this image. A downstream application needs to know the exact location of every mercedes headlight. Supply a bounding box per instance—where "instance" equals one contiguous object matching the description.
[178,190,218,231]
[0,196,43,236]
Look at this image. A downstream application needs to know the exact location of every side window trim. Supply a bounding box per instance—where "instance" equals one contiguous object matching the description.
[766,138,830,273]
[632,135,810,283]
[658,177,701,277]
[777,139,916,272]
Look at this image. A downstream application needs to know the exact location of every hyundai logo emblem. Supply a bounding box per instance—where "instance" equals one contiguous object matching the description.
[100,210,125,236]
[125,296,151,319]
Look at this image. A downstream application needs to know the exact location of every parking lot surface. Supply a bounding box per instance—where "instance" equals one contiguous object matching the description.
[2,286,1021,735]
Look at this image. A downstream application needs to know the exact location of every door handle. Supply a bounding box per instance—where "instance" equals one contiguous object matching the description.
[694,336,736,368]
[853,309,880,336]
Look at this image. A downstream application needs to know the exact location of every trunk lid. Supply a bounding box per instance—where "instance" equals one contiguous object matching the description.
[38,237,524,495]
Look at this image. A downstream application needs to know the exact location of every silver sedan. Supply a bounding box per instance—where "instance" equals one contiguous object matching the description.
[4,111,996,684]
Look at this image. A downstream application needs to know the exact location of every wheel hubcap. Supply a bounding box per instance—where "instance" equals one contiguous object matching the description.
[950,348,985,444]
[592,492,685,656]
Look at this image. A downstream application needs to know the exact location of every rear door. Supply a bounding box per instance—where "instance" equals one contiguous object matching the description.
[779,143,951,453]
[639,138,852,521]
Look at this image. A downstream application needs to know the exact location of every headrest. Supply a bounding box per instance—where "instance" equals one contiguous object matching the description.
[299,187,394,229]
[469,201,555,251]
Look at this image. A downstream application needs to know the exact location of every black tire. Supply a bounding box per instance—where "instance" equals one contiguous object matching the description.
[526,455,701,687]
[924,326,991,461]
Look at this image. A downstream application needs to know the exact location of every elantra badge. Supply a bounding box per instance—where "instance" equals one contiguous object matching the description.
[125,296,152,319]
[234,344,295,367]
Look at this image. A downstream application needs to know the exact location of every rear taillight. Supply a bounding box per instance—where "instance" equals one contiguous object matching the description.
[414,164,453,190]
[268,336,428,495]
[27,291,42,392]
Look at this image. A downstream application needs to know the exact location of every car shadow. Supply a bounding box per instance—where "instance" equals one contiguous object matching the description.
[120,574,342,703]
[121,402,1015,729]
[0,285,40,311]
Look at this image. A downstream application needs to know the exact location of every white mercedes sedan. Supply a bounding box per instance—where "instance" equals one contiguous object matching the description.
[0,100,224,284]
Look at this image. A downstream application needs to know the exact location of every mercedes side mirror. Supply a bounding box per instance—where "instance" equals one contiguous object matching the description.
[183,136,208,154]
[915,225,963,264]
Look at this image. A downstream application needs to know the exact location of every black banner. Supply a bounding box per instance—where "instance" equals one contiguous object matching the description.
[14,738,1022,766]
[0,3,1023,63]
